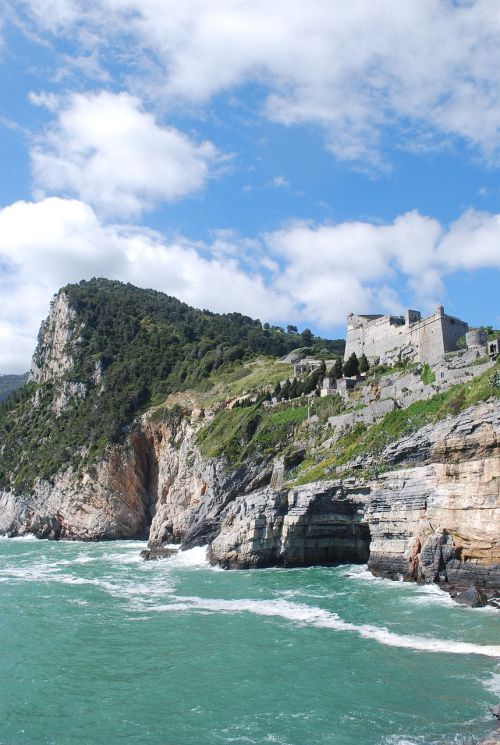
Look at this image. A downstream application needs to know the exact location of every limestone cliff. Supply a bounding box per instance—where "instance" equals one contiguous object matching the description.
[1,280,498,600]
[29,292,78,384]
[207,400,499,597]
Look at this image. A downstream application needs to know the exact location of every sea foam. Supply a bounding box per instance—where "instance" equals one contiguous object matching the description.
[146,595,500,658]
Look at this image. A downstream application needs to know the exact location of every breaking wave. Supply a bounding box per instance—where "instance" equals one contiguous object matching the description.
[142,595,500,658]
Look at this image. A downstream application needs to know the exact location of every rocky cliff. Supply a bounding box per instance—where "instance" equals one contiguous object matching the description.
[2,393,498,598]
[0,281,498,601]
[207,401,499,597]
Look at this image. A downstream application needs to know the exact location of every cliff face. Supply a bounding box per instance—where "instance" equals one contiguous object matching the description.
[5,397,497,596]
[0,431,153,539]
[1,283,499,597]
[29,292,78,384]
[207,401,499,593]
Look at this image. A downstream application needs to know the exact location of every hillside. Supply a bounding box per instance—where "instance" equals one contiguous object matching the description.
[0,373,28,402]
[0,280,498,604]
[0,278,343,492]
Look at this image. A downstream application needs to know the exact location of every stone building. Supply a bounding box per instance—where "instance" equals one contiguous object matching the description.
[488,337,500,358]
[344,306,469,365]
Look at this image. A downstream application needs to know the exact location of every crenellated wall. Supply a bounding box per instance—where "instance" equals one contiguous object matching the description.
[344,306,468,365]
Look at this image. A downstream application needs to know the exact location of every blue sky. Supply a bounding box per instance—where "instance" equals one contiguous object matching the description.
[0,0,499,372]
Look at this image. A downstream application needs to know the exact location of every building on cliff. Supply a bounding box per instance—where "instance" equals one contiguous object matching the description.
[344,305,470,365]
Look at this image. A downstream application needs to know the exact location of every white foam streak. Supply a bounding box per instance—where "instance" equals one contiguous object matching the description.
[149,596,500,659]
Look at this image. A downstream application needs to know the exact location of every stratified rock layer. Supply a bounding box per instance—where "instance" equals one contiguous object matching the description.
[1,289,499,593]
[2,396,499,597]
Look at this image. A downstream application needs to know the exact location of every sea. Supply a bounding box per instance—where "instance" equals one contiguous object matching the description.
[0,537,499,745]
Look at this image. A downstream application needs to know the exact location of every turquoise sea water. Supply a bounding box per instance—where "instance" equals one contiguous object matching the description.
[0,538,499,745]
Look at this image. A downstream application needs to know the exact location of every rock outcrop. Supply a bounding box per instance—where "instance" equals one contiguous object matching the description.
[206,400,499,598]
[1,284,499,599]
[0,429,155,540]
[29,292,78,384]
[1,393,499,599]
[209,482,370,569]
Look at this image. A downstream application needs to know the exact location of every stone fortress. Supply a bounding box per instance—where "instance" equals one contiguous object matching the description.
[344,305,471,365]
[344,305,500,366]
[310,306,499,433]
[279,304,498,411]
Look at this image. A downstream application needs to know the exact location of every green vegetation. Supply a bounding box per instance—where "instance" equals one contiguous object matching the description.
[197,402,308,465]
[309,394,345,423]
[294,363,500,485]
[484,326,500,340]
[0,278,344,492]
[343,352,359,377]
[420,363,436,385]
[0,373,28,402]
[358,353,369,373]
[192,357,294,407]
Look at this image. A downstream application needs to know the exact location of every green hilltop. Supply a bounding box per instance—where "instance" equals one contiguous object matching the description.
[0,278,344,491]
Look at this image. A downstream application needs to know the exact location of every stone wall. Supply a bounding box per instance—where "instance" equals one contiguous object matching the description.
[344,306,469,366]
[327,398,396,432]
[344,313,411,364]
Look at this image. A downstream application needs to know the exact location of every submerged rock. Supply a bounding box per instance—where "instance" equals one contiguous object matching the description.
[140,546,178,561]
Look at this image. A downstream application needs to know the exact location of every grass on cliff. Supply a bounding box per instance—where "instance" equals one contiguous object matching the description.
[191,357,293,407]
[293,363,500,485]
[197,401,308,465]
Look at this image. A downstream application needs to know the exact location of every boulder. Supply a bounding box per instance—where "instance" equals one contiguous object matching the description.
[453,585,488,607]
[140,546,178,561]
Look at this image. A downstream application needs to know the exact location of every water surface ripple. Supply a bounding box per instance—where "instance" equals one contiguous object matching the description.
[1,538,498,745]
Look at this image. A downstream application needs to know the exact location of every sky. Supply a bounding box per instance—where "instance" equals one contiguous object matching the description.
[1,0,500,373]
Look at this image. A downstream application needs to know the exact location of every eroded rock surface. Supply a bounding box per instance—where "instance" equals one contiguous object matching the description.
[2,291,499,596]
[1,399,499,600]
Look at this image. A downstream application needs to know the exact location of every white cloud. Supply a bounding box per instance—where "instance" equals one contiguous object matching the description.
[437,210,500,270]
[30,91,222,217]
[1,197,500,373]
[0,197,292,372]
[269,176,290,189]
[14,0,500,166]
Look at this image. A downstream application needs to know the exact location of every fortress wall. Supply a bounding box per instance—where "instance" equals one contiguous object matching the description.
[411,308,468,362]
[345,314,409,363]
[409,310,445,362]
[441,314,469,352]
[345,308,469,365]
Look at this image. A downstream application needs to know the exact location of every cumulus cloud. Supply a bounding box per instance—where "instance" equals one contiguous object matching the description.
[266,212,445,324]
[437,210,500,271]
[30,91,222,217]
[0,197,293,372]
[13,0,500,166]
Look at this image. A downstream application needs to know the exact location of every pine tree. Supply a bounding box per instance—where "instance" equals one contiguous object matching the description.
[281,378,291,400]
[343,352,359,377]
[359,353,369,373]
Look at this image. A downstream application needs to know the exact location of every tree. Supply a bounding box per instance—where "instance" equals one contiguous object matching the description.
[343,352,359,377]
[333,357,343,379]
[359,353,369,373]
[287,324,298,334]
[273,381,281,397]
[301,328,313,345]
[281,378,291,400]
[302,374,317,395]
